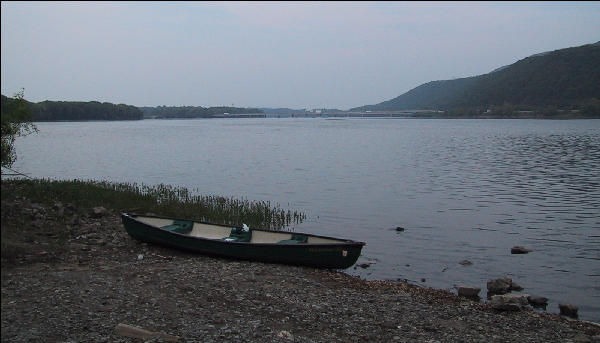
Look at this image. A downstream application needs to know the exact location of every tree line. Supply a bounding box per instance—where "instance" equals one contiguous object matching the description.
[1,95,267,121]
[140,106,264,119]
[1,95,143,121]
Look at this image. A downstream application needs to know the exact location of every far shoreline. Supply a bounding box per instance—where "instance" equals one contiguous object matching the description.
[28,115,600,123]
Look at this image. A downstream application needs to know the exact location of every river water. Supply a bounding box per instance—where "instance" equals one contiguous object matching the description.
[12,118,600,322]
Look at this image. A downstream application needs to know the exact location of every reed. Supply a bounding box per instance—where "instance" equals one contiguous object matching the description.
[2,179,306,230]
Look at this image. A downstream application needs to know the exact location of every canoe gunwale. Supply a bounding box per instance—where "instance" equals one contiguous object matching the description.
[122,212,366,247]
[121,212,365,269]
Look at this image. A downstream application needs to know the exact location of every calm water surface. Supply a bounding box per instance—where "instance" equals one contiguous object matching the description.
[13,118,600,322]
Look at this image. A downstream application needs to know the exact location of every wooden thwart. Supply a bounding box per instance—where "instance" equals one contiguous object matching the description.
[115,323,180,342]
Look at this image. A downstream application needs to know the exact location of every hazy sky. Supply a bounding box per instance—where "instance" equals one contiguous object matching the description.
[2,1,599,110]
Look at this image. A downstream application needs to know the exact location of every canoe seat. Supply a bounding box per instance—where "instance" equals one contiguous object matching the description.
[223,226,252,242]
[161,220,193,234]
[278,233,308,244]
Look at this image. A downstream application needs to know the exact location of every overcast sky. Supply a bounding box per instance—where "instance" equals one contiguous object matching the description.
[2,1,599,110]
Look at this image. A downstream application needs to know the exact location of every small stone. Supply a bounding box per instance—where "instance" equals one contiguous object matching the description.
[70,215,80,225]
[511,246,532,254]
[137,254,144,260]
[572,333,591,343]
[459,260,473,266]
[91,206,107,218]
[277,330,294,341]
[358,261,376,269]
[559,303,579,318]
[30,203,44,210]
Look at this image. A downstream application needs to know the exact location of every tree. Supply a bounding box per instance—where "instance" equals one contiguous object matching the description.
[1,89,37,168]
[581,98,600,117]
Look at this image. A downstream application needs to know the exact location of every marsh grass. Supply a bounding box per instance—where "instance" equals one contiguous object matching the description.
[2,179,306,230]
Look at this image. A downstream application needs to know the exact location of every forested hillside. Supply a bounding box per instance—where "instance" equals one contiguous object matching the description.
[353,42,600,117]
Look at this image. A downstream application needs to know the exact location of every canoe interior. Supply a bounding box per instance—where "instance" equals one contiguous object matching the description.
[136,216,347,244]
[124,214,365,269]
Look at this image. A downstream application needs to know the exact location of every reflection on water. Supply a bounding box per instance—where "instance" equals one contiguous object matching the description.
[14,118,600,322]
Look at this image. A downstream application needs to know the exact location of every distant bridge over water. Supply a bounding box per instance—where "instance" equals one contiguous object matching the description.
[266,110,443,118]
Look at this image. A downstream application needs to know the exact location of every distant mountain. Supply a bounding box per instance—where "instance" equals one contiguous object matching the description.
[352,42,600,117]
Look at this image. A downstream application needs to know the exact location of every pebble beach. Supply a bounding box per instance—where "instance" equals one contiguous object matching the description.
[2,183,599,342]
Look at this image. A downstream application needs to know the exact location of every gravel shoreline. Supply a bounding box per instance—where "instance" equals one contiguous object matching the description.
[2,190,599,342]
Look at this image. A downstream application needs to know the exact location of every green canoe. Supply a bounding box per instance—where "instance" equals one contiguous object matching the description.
[121,213,365,269]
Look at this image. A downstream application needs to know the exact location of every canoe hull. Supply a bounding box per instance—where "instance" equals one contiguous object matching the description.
[122,213,365,269]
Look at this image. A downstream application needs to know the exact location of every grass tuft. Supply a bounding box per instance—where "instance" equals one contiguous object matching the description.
[1,179,306,230]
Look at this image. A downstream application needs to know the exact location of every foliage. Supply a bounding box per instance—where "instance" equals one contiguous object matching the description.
[352,42,600,118]
[355,77,478,112]
[31,100,143,121]
[140,105,264,119]
[2,179,306,230]
[580,98,600,117]
[1,90,37,168]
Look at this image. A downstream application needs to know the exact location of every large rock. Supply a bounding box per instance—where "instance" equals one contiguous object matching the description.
[487,277,512,295]
[457,286,481,298]
[527,296,548,308]
[91,206,107,218]
[510,281,524,291]
[559,304,579,318]
[511,246,532,254]
[490,294,530,311]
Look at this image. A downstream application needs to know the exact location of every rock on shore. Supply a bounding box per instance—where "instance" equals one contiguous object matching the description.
[490,294,530,312]
[457,286,481,298]
[487,277,524,295]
